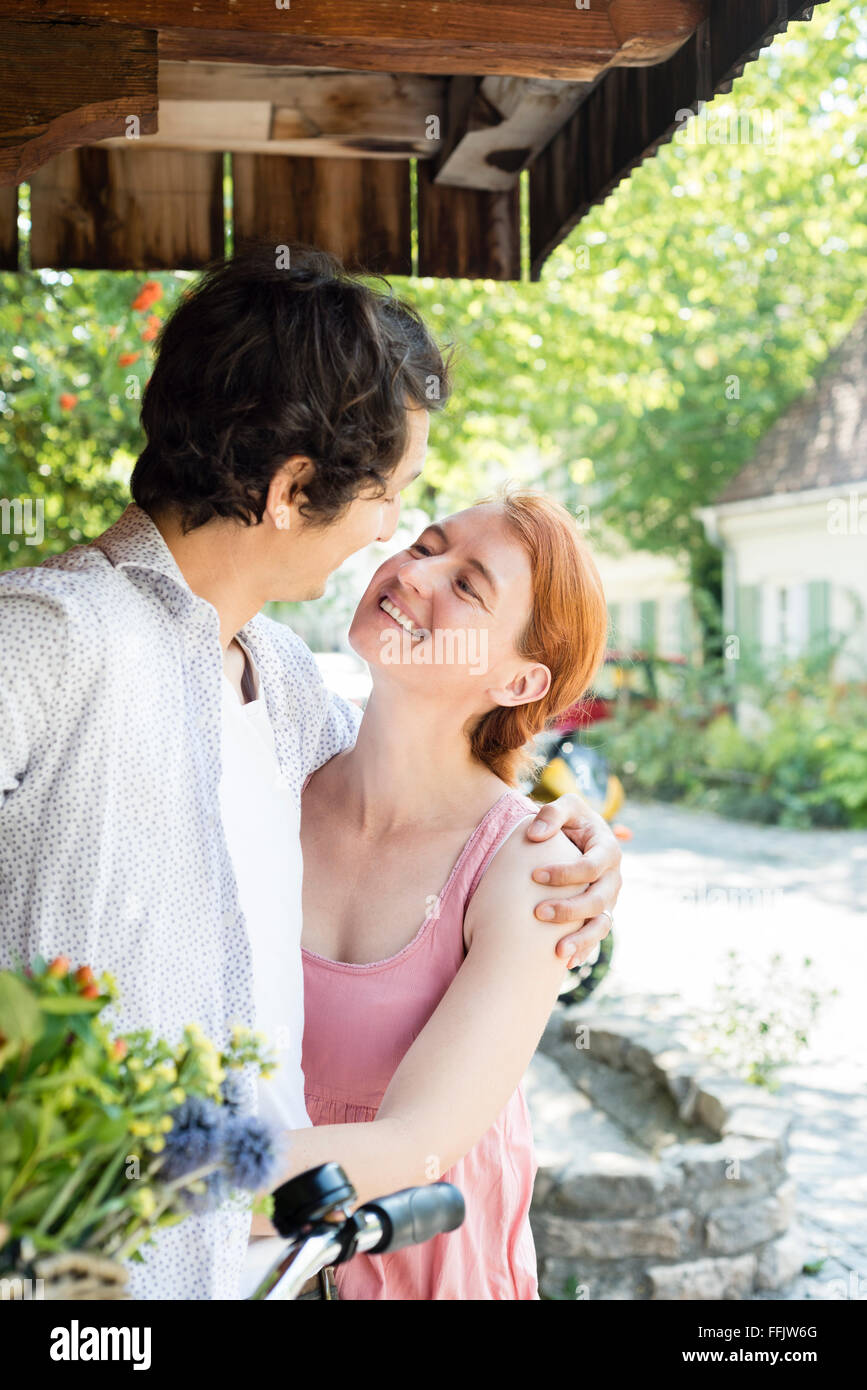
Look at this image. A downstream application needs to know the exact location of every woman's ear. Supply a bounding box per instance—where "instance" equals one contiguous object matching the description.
[486,662,551,708]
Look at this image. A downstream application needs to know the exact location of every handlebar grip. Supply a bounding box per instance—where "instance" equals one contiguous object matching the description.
[360,1182,465,1255]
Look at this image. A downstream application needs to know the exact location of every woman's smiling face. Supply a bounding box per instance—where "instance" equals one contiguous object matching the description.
[348,502,548,707]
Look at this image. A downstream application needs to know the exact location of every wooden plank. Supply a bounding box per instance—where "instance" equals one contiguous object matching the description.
[0,184,19,269]
[160,30,612,81]
[434,76,592,192]
[608,0,708,65]
[417,158,520,281]
[0,21,157,188]
[0,2,712,82]
[28,148,224,269]
[232,154,411,275]
[529,0,829,278]
[95,66,444,159]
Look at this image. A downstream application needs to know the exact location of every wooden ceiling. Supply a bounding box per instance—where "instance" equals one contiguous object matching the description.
[0,1,829,281]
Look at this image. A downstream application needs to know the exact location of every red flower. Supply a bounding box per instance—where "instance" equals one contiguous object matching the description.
[141,314,161,343]
[131,280,163,312]
[111,1038,128,1061]
[46,955,70,978]
[79,982,100,1000]
[59,393,78,411]
[74,964,95,987]
[118,351,140,367]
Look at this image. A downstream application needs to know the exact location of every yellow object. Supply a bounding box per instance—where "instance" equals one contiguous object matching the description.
[534,756,579,802]
[602,775,625,821]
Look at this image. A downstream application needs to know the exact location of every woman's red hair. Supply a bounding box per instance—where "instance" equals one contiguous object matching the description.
[466,485,608,787]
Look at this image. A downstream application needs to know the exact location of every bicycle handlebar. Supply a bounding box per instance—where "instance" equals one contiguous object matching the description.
[248,1166,466,1300]
[360,1183,466,1255]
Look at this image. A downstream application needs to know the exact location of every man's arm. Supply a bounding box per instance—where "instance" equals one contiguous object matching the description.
[313,687,363,768]
[261,824,580,1208]
[0,587,68,810]
[523,794,624,968]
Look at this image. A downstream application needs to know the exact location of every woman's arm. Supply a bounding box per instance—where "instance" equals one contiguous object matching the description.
[266,819,580,1209]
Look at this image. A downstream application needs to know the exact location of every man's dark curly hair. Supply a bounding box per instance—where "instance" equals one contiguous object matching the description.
[130,242,453,533]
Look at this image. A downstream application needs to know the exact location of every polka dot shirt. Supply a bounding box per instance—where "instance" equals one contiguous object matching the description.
[0,503,362,1299]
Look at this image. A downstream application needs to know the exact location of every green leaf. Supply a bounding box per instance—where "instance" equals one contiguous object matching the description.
[0,973,43,1047]
[39,995,104,1016]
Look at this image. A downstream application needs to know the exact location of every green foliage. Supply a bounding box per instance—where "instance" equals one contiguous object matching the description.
[0,1,865,585]
[692,949,837,1089]
[600,658,867,828]
[0,266,191,565]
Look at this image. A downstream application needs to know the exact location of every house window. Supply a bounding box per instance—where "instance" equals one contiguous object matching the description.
[777,586,788,649]
[734,583,762,660]
[677,595,694,657]
[807,579,831,650]
[638,599,657,653]
[607,601,622,650]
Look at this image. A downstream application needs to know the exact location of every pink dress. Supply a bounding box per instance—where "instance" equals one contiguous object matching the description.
[301,788,542,1300]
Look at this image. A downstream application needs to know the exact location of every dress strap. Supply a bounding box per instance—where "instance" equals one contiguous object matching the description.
[463,796,539,909]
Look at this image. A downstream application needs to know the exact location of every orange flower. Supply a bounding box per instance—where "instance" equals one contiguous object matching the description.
[47,955,70,978]
[79,982,100,1000]
[74,964,95,986]
[131,280,163,312]
[141,314,161,343]
[59,393,78,411]
[112,1038,128,1061]
[118,351,140,366]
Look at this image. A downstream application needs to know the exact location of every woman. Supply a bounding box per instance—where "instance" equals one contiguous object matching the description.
[281,485,608,1299]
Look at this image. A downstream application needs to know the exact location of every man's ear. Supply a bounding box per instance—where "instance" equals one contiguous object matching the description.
[265,456,314,527]
[486,662,551,709]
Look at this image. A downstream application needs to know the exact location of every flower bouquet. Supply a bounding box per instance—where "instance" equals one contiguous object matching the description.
[0,956,280,1300]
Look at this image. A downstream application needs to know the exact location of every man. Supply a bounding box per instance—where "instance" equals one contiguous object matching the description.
[0,245,622,1299]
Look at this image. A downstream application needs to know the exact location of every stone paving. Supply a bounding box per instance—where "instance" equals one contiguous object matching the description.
[562,798,867,1301]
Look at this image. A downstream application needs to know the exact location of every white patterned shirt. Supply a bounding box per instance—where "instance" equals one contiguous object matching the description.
[0,503,362,1299]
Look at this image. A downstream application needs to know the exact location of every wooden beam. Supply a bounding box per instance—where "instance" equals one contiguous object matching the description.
[608,0,708,65]
[0,184,18,269]
[28,147,224,269]
[0,3,710,83]
[529,0,829,278]
[94,65,445,160]
[434,76,592,192]
[417,158,520,281]
[232,154,411,275]
[0,21,157,188]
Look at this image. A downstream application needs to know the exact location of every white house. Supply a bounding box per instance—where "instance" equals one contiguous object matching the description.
[697,311,867,682]
[592,532,699,660]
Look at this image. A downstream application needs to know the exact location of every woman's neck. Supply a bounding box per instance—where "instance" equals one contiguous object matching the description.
[322,688,506,836]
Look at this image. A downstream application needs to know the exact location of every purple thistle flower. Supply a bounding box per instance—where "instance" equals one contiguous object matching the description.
[161,1095,224,1181]
[222,1113,280,1191]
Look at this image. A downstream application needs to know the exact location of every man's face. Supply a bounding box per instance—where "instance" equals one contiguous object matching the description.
[270,407,430,601]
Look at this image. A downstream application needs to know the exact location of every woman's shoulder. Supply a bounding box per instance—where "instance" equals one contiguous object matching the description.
[462,793,581,945]
[490,792,580,877]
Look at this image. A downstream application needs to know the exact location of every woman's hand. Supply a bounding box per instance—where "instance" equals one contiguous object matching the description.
[524,794,623,967]
[249,1209,278,1238]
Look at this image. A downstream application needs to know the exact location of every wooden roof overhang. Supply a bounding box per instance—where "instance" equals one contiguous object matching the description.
[0,1,828,281]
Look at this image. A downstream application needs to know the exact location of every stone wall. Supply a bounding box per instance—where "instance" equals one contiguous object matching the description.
[525,998,807,1299]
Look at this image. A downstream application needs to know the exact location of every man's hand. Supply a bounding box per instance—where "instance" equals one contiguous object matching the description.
[525,794,623,968]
